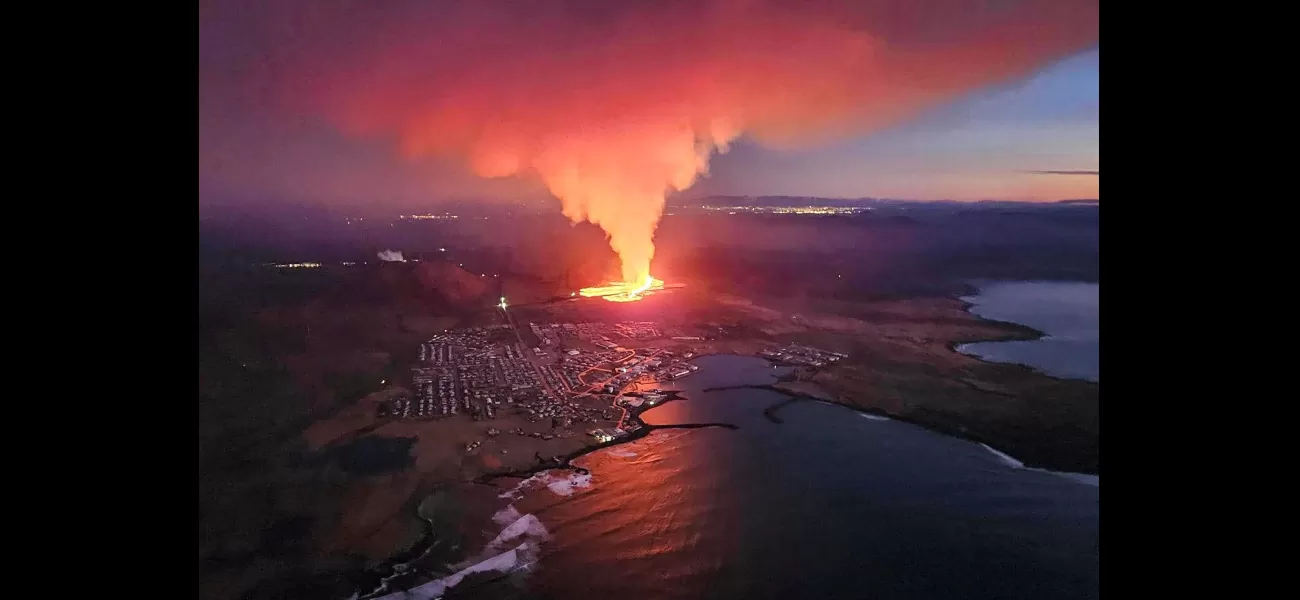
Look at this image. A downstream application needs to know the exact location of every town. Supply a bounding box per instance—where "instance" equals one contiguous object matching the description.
[375,320,707,447]
[758,343,848,367]
[373,317,852,454]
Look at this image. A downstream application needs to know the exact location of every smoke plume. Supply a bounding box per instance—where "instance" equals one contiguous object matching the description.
[377,250,407,263]
[262,0,1098,285]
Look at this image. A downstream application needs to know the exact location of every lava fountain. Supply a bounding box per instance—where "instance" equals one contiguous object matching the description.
[580,276,665,303]
[273,1,1098,306]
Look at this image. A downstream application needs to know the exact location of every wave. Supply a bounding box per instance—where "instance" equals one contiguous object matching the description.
[487,513,551,553]
[368,507,550,600]
[1035,469,1099,486]
[497,471,550,500]
[373,541,537,600]
[546,472,593,496]
[492,505,522,526]
[498,469,596,501]
[859,413,891,422]
[498,481,524,500]
[980,443,1025,468]
[980,443,1099,486]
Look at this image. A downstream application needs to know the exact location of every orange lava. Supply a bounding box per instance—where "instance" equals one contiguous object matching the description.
[579,276,664,302]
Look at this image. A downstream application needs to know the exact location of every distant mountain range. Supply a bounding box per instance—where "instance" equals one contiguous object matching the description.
[200,195,1099,223]
[670,195,1098,208]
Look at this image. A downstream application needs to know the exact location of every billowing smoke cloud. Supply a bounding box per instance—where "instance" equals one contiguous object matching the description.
[377,250,407,263]
[253,0,1098,285]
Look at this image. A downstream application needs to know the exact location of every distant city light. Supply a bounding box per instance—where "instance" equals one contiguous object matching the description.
[699,205,867,215]
[273,262,321,268]
[399,213,459,220]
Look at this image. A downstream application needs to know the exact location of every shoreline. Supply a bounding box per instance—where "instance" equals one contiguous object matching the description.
[950,285,1099,384]
[347,393,742,599]
[708,380,1098,477]
[951,338,1100,384]
[344,287,1099,597]
[473,392,737,484]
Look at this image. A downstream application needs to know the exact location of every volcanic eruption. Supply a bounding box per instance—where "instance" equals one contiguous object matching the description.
[254,0,1097,299]
[578,276,666,303]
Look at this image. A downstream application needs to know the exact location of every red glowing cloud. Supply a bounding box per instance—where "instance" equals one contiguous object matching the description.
[225,0,1098,282]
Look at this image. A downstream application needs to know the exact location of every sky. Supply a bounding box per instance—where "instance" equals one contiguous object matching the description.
[199,0,1099,212]
[692,49,1099,201]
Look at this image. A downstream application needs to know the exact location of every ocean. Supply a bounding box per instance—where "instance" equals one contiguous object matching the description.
[956,281,1100,382]
[434,354,1099,600]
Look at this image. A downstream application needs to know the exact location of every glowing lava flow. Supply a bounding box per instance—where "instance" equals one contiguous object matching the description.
[579,276,664,303]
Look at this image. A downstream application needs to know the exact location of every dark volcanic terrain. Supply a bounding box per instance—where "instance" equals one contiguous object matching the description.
[198,201,1098,599]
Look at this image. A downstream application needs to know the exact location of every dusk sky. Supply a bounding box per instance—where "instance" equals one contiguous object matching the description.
[692,49,1099,201]
[199,0,1099,212]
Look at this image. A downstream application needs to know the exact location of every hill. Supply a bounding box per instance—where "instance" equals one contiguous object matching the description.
[326,260,492,312]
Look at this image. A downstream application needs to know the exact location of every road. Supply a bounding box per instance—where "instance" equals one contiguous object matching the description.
[575,348,635,388]
[580,348,667,430]
[496,308,663,433]
[499,305,566,400]
[499,305,526,347]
